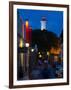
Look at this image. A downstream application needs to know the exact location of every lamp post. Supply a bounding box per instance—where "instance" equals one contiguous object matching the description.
[25,43,30,78]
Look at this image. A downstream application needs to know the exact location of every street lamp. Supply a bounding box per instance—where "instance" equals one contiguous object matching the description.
[25,43,30,79]
[39,54,42,58]
[31,48,34,52]
[25,43,29,47]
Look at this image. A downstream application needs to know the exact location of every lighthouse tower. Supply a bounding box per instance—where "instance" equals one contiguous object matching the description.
[41,17,46,31]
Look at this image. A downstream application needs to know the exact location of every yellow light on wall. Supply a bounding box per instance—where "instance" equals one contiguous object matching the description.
[25,21,29,27]
[19,38,23,48]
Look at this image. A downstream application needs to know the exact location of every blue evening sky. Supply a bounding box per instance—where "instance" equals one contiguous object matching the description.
[17,9,63,37]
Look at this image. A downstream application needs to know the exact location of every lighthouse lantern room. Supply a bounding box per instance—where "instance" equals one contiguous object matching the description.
[41,17,46,31]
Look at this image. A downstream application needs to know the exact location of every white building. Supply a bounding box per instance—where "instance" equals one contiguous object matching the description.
[40,17,46,31]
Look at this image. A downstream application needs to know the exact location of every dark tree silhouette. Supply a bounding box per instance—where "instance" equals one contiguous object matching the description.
[60,31,63,44]
[31,29,59,51]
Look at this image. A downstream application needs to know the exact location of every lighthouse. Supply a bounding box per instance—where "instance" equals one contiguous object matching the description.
[41,17,46,31]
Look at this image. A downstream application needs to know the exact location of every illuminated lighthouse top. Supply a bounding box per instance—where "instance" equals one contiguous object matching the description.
[41,17,46,31]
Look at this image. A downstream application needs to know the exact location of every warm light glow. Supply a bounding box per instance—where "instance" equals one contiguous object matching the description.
[47,52,50,56]
[25,43,29,47]
[31,49,34,52]
[50,47,61,55]
[38,52,41,54]
[54,56,58,62]
[39,54,42,58]
[25,20,30,43]
[19,38,23,48]
[25,21,29,27]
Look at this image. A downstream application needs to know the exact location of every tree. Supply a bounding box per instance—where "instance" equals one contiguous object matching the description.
[31,29,59,51]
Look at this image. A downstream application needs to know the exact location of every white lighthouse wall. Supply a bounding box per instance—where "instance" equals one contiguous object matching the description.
[41,21,46,30]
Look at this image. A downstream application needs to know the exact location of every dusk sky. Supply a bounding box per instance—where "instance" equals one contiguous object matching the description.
[17,9,63,37]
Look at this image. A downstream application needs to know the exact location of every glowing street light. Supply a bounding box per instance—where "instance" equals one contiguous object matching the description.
[39,54,42,58]
[25,43,29,47]
[31,49,34,52]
